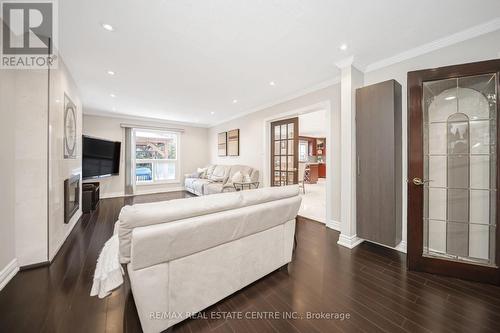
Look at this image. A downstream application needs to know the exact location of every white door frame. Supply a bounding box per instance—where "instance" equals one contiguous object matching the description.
[261,100,336,228]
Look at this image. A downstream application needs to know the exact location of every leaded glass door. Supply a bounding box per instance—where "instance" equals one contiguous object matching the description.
[271,117,298,186]
[408,60,500,285]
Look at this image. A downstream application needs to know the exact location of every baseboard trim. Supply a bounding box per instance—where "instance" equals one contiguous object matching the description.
[135,186,185,196]
[101,187,186,199]
[100,191,125,199]
[362,239,408,254]
[395,240,407,253]
[337,233,364,249]
[19,261,50,271]
[0,259,19,291]
[326,219,341,231]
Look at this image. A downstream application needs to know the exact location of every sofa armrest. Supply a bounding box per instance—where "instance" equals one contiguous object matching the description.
[250,170,260,183]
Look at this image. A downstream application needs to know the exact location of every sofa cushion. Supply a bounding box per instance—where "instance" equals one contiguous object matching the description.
[228,165,253,181]
[231,171,244,183]
[209,165,230,182]
[205,165,216,179]
[204,182,225,195]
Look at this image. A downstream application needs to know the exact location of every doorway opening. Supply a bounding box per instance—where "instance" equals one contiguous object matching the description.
[264,103,331,225]
[297,110,328,223]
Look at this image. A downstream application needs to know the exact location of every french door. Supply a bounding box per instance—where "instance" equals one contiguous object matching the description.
[408,59,500,284]
[271,117,299,186]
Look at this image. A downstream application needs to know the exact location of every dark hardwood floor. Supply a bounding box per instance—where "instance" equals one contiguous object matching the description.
[1,191,500,333]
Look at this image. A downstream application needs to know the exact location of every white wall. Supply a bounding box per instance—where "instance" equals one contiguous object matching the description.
[363,29,500,250]
[14,68,50,266]
[83,114,210,197]
[48,59,83,260]
[0,55,83,282]
[0,70,17,278]
[209,84,341,222]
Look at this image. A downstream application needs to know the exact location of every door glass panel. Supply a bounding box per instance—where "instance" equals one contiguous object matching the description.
[287,123,294,139]
[288,139,294,155]
[281,172,287,185]
[281,156,287,171]
[280,140,287,155]
[287,156,294,171]
[281,125,287,140]
[274,141,280,155]
[423,74,497,267]
[271,118,298,187]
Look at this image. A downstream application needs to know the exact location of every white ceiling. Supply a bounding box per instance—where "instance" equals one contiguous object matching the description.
[59,0,500,126]
[299,110,327,138]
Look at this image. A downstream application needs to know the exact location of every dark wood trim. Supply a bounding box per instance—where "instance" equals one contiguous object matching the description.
[270,117,299,186]
[407,58,500,285]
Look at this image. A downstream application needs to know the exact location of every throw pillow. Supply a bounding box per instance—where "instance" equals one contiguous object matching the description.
[209,175,225,182]
[243,174,252,183]
[231,171,244,183]
[197,167,208,178]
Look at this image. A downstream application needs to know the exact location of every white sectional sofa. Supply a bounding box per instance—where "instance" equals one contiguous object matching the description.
[184,164,259,195]
[117,185,301,333]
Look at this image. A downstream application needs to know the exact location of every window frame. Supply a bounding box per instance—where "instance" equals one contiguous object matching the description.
[133,129,181,185]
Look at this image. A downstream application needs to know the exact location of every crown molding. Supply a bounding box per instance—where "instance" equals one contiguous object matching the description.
[209,76,340,127]
[365,18,500,73]
[83,108,210,128]
[83,19,500,129]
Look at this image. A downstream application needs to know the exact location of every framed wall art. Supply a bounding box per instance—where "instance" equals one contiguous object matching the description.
[218,132,227,156]
[64,93,77,159]
[227,129,240,156]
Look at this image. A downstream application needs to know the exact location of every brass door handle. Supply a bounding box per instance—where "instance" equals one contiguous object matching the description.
[412,177,431,186]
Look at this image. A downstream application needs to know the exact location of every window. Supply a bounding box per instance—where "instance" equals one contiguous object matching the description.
[299,140,309,162]
[134,129,179,184]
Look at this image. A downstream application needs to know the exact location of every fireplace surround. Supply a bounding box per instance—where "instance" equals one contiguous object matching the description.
[64,174,80,224]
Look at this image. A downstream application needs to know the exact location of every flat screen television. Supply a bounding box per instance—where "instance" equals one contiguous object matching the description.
[82,135,121,179]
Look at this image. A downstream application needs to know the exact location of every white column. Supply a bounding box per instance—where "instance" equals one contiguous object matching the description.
[336,57,364,249]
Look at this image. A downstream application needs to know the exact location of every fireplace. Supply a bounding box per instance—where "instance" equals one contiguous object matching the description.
[64,175,80,224]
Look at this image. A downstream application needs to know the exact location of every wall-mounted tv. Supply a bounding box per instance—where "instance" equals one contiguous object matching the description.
[82,135,121,179]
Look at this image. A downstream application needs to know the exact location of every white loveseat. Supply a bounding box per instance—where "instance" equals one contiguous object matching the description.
[117,185,301,333]
[184,164,259,195]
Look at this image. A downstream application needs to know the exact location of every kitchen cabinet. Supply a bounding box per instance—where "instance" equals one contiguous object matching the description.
[318,163,326,178]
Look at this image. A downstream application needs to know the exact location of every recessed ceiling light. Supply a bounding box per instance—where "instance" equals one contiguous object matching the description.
[232,99,238,104]
[112,107,116,111]
[210,111,215,115]
[107,70,115,76]
[110,93,116,98]
[269,81,276,86]
[445,96,456,101]
[101,23,114,32]
[339,44,348,51]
